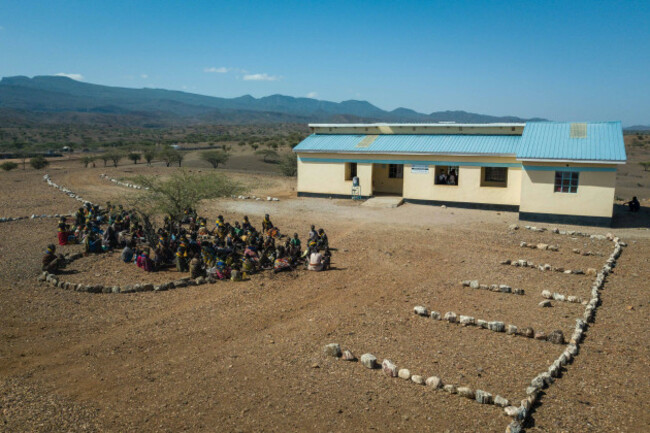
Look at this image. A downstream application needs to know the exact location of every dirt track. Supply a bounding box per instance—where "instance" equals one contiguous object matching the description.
[1,163,649,432]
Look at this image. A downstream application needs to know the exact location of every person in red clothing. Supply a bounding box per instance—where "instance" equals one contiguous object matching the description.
[57,217,70,246]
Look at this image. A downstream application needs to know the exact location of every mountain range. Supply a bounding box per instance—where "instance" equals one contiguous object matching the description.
[1,75,549,126]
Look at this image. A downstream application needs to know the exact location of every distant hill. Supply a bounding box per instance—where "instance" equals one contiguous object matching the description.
[0,75,546,126]
[624,125,650,132]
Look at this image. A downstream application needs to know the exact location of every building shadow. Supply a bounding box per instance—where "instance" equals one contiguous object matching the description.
[611,204,650,229]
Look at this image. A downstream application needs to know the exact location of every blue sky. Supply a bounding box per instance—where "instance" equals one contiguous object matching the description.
[1,0,649,125]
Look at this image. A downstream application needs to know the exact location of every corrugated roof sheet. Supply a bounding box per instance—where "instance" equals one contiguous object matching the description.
[293,121,626,163]
[518,121,626,162]
[293,134,520,155]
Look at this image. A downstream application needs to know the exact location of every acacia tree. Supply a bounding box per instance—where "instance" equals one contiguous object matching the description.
[143,149,156,165]
[159,148,182,167]
[640,161,650,172]
[30,155,49,170]
[200,150,230,168]
[109,152,123,167]
[255,149,279,163]
[133,170,243,223]
[128,152,142,164]
[100,153,111,167]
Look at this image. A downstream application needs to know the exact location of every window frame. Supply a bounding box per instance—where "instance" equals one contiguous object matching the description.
[345,162,357,181]
[554,171,579,193]
[481,167,508,187]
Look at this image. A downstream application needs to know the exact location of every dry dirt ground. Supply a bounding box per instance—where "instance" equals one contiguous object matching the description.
[1,162,649,433]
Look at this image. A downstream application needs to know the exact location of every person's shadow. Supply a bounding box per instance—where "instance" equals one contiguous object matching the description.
[611,204,650,229]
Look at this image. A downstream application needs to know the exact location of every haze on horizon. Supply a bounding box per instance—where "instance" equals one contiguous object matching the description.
[0,0,649,126]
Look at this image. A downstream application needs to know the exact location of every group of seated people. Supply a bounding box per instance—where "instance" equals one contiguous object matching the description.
[47,203,333,281]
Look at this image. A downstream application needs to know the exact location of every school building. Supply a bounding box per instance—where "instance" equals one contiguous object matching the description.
[292,122,626,226]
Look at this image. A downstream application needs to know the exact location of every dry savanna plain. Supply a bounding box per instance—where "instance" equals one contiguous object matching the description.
[1,150,649,433]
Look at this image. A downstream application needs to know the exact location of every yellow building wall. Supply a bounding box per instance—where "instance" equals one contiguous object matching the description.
[297,157,373,196]
[519,163,617,217]
[403,164,521,205]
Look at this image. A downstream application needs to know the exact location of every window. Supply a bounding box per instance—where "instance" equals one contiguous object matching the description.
[434,165,459,185]
[554,171,579,193]
[388,164,403,179]
[481,167,508,187]
[345,162,357,180]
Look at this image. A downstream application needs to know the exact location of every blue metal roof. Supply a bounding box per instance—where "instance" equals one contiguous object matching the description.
[293,134,520,155]
[518,121,626,162]
[293,122,626,163]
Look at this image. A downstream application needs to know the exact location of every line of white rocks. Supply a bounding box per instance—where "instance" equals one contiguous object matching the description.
[39,268,222,294]
[518,224,615,242]
[323,343,511,408]
[231,194,280,202]
[43,174,96,207]
[461,280,525,295]
[500,259,589,275]
[413,306,565,345]
[540,290,584,305]
[503,232,625,433]
[519,241,559,251]
[0,212,73,223]
[37,250,232,293]
[99,173,148,190]
[571,248,604,257]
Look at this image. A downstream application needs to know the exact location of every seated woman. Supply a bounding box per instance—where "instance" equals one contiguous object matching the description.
[42,244,64,273]
[136,250,154,272]
[273,248,292,274]
[308,248,324,271]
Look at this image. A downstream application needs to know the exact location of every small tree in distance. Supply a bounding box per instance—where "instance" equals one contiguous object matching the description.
[640,161,650,172]
[30,155,49,170]
[143,149,156,165]
[128,152,142,164]
[279,152,297,176]
[100,153,111,167]
[200,150,230,169]
[109,152,123,167]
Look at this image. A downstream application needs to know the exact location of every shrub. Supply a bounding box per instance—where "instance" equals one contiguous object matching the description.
[108,151,123,167]
[255,149,279,163]
[640,161,650,172]
[200,150,230,168]
[159,148,183,167]
[30,155,49,170]
[81,156,95,168]
[1,161,18,171]
[279,152,297,176]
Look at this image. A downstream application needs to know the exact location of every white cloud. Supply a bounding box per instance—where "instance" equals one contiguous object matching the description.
[55,73,84,81]
[306,91,318,98]
[243,73,279,81]
[141,74,148,79]
[204,66,230,73]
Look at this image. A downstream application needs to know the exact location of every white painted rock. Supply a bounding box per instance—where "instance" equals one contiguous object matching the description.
[457,387,475,399]
[430,311,441,320]
[443,384,456,393]
[469,280,480,289]
[459,315,475,326]
[494,395,509,407]
[541,290,552,299]
[360,353,377,369]
[413,305,428,316]
[444,312,457,323]
[411,375,425,385]
[398,368,411,380]
[382,359,398,377]
[342,350,356,361]
[426,376,442,388]
[539,300,552,308]
[475,389,493,404]
[488,321,505,332]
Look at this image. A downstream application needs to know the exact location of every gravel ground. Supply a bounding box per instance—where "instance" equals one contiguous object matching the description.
[0,163,648,433]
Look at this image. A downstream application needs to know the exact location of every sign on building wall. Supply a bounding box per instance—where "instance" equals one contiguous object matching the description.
[411,164,429,174]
